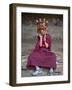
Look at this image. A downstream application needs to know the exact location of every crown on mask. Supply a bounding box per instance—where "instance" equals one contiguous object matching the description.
[36,18,48,33]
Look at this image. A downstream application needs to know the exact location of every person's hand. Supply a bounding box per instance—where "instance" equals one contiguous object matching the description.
[44,34,46,42]
[38,33,42,39]
[44,34,49,48]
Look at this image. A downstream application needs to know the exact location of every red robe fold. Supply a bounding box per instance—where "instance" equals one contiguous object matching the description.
[26,34,56,69]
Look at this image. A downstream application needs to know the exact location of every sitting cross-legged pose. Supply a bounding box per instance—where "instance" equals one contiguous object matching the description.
[26,18,56,76]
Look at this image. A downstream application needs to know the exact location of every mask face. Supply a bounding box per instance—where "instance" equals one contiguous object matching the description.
[36,18,48,34]
[39,23,46,30]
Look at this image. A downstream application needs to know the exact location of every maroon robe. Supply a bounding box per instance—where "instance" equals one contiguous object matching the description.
[26,34,56,69]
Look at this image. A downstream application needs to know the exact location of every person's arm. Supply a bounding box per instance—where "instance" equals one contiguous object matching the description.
[44,34,49,48]
[44,41,49,48]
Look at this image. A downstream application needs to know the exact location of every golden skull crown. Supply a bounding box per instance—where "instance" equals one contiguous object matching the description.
[36,18,48,33]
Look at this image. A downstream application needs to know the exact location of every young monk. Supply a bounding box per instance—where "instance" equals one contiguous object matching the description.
[26,18,56,76]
